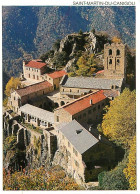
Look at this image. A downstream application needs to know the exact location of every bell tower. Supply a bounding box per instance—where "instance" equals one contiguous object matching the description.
[104,43,126,80]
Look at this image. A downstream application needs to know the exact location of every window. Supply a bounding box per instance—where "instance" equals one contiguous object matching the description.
[70,89,72,92]
[73,148,78,156]
[75,160,79,167]
[109,59,112,64]
[28,74,30,78]
[93,107,96,112]
[37,76,39,80]
[29,68,30,71]
[109,49,112,55]
[111,85,114,89]
[14,97,15,100]
[116,49,120,55]
[63,89,64,92]
[68,141,71,148]
[83,113,86,117]
[117,59,120,65]
[56,116,59,122]
[88,110,91,114]
[78,90,80,93]
[102,102,104,106]
[98,105,100,109]
[33,75,35,79]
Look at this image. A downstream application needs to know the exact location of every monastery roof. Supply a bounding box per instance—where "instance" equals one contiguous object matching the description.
[16,81,52,97]
[60,75,123,90]
[47,70,67,79]
[96,70,104,74]
[24,60,46,69]
[58,120,99,154]
[56,90,106,115]
[20,104,54,123]
[103,90,119,98]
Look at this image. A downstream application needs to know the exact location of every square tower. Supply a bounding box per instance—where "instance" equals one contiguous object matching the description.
[104,43,126,80]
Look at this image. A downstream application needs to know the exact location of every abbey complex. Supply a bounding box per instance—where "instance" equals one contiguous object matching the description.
[3,41,127,184]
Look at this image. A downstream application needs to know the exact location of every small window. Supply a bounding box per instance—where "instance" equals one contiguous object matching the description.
[63,89,64,92]
[56,116,59,122]
[68,142,71,148]
[75,160,79,167]
[117,59,120,64]
[83,113,86,117]
[78,90,80,93]
[109,49,112,55]
[70,89,72,92]
[116,49,120,55]
[14,97,15,100]
[111,85,114,89]
[29,68,30,71]
[88,110,91,114]
[109,59,112,64]
[98,105,100,109]
[28,74,30,78]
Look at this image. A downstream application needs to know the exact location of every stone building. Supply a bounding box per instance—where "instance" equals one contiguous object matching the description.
[104,43,126,80]
[8,81,53,113]
[23,59,47,81]
[55,120,115,183]
[20,104,54,128]
[42,70,67,89]
[54,90,108,125]
[60,75,123,99]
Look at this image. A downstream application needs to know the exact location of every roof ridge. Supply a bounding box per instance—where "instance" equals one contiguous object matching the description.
[16,80,50,91]
[55,90,104,111]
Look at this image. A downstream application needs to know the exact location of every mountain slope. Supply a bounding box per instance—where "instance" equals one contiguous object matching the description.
[2,6,135,78]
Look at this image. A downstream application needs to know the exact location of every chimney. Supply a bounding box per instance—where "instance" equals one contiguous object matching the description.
[89,126,92,132]
[99,134,101,140]
[90,99,92,105]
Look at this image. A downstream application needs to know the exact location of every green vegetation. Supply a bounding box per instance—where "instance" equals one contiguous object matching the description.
[3,165,83,190]
[102,88,136,149]
[98,155,129,190]
[5,77,21,97]
[33,136,42,158]
[68,53,103,77]
[96,88,136,190]
[123,135,136,190]
[52,51,69,69]
[22,122,43,134]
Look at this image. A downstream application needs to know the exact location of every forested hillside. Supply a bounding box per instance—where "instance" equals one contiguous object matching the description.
[2,6,135,78]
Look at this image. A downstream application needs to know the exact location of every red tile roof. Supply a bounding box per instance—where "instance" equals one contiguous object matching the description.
[96,70,104,74]
[16,81,52,97]
[58,90,106,115]
[47,70,67,79]
[25,60,47,69]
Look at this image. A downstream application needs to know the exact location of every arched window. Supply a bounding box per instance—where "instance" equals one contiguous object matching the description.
[109,59,112,64]
[116,49,120,55]
[109,49,112,55]
[117,59,120,64]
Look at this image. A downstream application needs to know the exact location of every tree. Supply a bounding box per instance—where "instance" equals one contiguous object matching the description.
[5,77,21,97]
[53,39,61,51]
[112,36,122,43]
[79,29,83,35]
[123,135,136,190]
[102,88,136,149]
[98,157,129,190]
